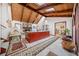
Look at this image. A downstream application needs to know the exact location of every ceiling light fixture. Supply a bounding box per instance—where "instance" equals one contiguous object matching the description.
[46,8,55,12]
[37,3,45,6]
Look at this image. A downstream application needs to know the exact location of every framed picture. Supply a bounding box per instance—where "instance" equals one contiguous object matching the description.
[55,21,66,37]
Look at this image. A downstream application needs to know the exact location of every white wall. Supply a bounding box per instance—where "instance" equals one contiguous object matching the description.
[38,16,45,25]
[45,17,73,36]
[37,16,45,31]
[1,4,11,26]
[12,20,22,28]
[0,4,2,24]
[0,3,12,39]
[31,16,45,32]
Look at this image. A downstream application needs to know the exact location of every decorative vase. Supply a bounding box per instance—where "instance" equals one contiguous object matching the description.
[62,36,75,52]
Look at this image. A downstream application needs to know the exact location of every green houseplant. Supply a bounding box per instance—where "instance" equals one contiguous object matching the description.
[62,28,75,52]
[64,28,70,36]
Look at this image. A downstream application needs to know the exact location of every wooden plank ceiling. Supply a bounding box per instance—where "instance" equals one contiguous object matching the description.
[11,3,74,23]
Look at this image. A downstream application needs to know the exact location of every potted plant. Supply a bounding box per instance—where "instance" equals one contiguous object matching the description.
[62,28,75,52]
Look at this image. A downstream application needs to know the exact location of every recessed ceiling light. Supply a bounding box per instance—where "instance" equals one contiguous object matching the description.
[46,8,55,12]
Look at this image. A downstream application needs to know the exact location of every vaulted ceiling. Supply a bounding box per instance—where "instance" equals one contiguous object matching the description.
[11,3,74,23]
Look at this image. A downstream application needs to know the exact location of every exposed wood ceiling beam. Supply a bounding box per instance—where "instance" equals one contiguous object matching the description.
[26,3,40,10]
[45,11,72,15]
[39,3,73,13]
[37,3,61,10]
[32,13,38,23]
[36,16,42,24]
[29,12,38,23]
[43,8,73,14]
[34,15,42,24]
[46,15,72,17]
[22,7,32,22]
[31,14,39,23]
[27,11,32,23]
[19,3,46,17]
[21,6,24,22]
[39,3,73,11]
[45,11,72,17]
[11,4,23,21]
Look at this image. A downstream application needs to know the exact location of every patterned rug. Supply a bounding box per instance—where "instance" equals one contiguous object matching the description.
[47,51,57,56]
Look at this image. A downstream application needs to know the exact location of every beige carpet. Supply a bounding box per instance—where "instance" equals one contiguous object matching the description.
[47,51,57,56]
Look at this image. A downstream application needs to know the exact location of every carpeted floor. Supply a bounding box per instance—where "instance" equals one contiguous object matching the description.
[47,51,57,56]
